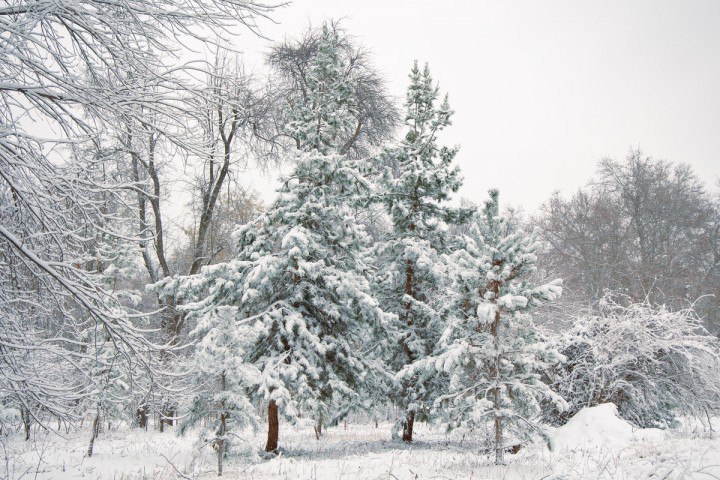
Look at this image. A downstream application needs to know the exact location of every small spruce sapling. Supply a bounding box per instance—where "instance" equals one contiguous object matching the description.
[401,190,566,464]
[81,233,143,457]
[180,306,259,476]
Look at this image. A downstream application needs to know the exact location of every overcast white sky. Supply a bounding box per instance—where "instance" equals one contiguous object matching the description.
[232,0,720,213]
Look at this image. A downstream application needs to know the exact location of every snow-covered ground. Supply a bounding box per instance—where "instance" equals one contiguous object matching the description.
[4,404,720,480]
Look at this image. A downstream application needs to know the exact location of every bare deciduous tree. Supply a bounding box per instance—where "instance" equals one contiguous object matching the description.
[0,0,277,432]
[267,20,400,160]
[536,150,719,328]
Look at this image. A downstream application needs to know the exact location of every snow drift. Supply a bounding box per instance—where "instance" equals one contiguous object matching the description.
[551,403,665,451]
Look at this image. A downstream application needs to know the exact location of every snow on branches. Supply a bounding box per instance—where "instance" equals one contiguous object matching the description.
[551,297,720,429]
[400,190,565,464]
[372,61,472,443]
[155,26,393,458]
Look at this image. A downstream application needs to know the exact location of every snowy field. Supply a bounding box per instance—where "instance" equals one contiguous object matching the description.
[4,404,720,480]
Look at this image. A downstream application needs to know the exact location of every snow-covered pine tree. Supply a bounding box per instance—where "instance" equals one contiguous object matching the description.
[80,322,131,457]
[94,232,143,308]
[81,232,143,457]
[374,61,472,442]
[401,190,565,464]
[180,306,260,476]
[158,25,390,453]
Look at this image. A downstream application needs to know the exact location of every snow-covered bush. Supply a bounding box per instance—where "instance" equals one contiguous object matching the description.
[550,298,720,428]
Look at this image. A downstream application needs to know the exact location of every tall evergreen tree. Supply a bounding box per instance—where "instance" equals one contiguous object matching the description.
[402,190,565,464]
[159,25,390,453]
[374,62,472,442]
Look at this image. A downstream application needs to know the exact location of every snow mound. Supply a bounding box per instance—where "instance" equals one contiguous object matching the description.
[551,403,665,451]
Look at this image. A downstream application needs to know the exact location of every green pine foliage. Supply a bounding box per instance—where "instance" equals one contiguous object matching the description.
[180,306,259,473]
[401,190,566,463]
[79,325,132,427]
[373,61,472,440]
[157,25,392,453]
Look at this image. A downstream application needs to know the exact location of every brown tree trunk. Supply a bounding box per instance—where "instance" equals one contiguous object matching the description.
[402,410,415,442]
[189,141,232,276]
[217,413,226,476]
[87,412,100,457]
[217,372,227,476]
[165,408,175,426]
[265,400,279,452]
[137,404,148,430]
[491,281,504,465]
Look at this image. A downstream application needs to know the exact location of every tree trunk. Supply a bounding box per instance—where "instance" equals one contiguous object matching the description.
[21,405,31,441]
[265,400,279,452]
[87,412,100,457]
[217,413,226,476]
[217,372,227,476]
[491,286,504,465]
[165,408,175,427]
[137,404,148,430]
[159,404,175,431]
[188,142,232,276]
[494,415,504,465]
[402,410,415,442]
[314,417,323,440]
